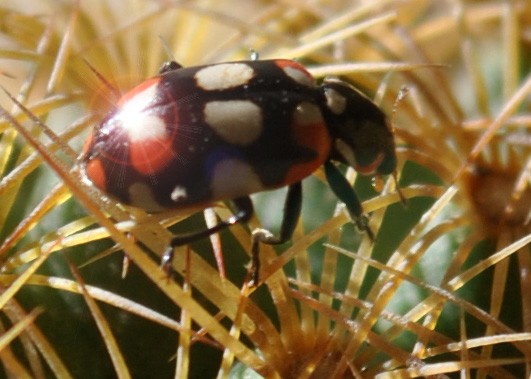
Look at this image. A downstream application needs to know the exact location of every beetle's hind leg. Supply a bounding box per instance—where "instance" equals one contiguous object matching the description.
[162,183,302,286]
[162,196,253,276]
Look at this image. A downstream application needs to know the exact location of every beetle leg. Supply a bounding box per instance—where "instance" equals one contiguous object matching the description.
[324,161,375,241]
[163,183,302,286]
[250,182,302,286]
[163,196,253,274]
[169,197,253,247]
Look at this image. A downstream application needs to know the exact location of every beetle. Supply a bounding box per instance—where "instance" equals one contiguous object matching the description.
[81,58,399,285]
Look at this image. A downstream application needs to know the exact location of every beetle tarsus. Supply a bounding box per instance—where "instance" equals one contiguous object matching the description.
[248,233,268,287]
[248,228,280,287]
[247,183,303,286]
[355,214,375,242]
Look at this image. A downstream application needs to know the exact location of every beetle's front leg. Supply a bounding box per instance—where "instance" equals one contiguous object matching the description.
[249,182,302,286]
[324,161,375,241]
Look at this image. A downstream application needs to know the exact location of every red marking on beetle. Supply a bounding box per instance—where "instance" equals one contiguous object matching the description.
[118,77,179,175]
[354,152,385,175]
[129,137,176,175]
[274,59,314,82]
[117,77,161,107]
[283,120,331,185]
[85,158,107,191]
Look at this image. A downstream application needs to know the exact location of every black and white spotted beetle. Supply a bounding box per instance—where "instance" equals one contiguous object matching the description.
[81,58,399,285]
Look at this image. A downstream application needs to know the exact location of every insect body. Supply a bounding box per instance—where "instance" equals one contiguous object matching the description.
[82,59,398,284]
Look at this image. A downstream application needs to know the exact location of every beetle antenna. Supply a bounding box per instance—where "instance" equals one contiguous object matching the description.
[391,86,408,206]
[393,171,407,206]
[391,85,409,131]
[159,36,179,62]
[157,36,184,73]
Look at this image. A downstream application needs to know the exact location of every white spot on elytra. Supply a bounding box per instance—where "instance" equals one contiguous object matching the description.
[195,63,254,90]
[128,182,164,212]
[294,102,323,125]
[171,185,188,202]
[116,83,167,142]
[282,66,315,87]
[210,159,263,199]
[204,100,262,145]
[324,87,347,114]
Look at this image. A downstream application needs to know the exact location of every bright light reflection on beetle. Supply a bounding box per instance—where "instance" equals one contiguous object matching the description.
[81,58,399,285]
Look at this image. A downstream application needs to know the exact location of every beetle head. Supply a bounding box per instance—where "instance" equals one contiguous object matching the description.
[321,79,397,176]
